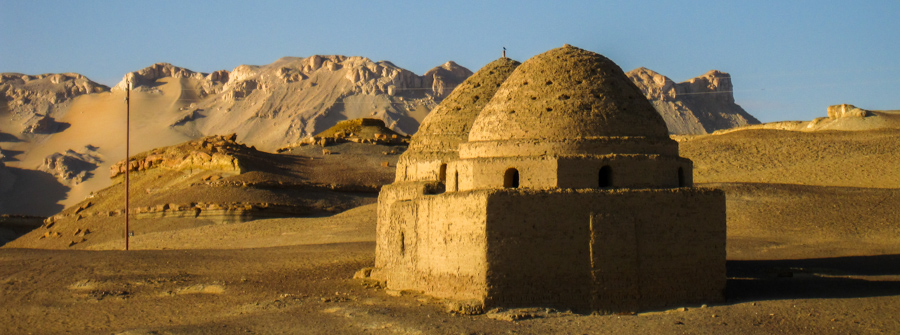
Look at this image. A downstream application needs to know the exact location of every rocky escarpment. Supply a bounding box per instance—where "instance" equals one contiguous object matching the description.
[109,134,251,178]
[0,72,109,135]
[113,57,471,151]
[627,68,759,134]
[113,62,228,97]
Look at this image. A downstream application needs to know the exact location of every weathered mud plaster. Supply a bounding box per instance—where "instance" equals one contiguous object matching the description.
[372,45,726,314]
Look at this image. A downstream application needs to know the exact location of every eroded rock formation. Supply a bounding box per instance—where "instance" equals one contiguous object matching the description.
[39,146,102,184]
[283,118,411,150]
[627,67,759,134]
[423,61,474,100]
[827,104,873,119]
[109,134,250,178]
[0,72,108,135]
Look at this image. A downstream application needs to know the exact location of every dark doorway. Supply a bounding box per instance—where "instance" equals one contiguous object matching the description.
[599,165,612,188]
[504,168,519,188]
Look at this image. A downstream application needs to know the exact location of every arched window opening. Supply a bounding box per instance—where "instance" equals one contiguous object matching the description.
[504,168,519,188]
[677,167,686,187]
[438,163,447,183]
[599,165,613,188]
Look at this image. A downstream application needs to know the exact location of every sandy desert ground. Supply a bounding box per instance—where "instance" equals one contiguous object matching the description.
[2,128,900,334]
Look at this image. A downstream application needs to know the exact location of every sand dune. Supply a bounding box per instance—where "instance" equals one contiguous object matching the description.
[675,128,900,258]
[680,128,900,188]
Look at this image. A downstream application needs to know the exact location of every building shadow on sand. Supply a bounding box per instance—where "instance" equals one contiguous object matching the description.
[726,255,900,302]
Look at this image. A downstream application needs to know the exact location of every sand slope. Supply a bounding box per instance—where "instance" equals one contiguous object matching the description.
[677,128,900,257]
[4,139,402,250]
[680,128,900,188]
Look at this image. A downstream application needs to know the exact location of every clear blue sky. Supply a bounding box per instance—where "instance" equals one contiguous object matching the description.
[2,0,898,122]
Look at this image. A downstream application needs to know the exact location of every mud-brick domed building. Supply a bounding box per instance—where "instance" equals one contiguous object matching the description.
[372,45,726,313]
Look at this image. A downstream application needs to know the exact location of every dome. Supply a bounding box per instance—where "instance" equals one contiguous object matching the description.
[408,57,520,154]
[468,45,669,143]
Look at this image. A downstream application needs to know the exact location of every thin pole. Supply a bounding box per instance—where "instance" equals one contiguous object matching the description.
[125,79,130,251]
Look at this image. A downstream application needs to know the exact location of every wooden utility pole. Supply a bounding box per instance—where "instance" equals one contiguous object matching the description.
[125,79,131,251]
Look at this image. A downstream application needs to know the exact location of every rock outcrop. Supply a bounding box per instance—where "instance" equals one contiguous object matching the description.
[282,118,410,150]
[113,63,228,97]
[39,146,102,184]
[0,72,109,135]
[827,104,872,119]
[627,68,759,134]
[109,134,251,178]
[422,61,474,100]
[24,114,68,134]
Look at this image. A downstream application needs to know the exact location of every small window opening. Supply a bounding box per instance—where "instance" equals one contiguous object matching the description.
[504,168,519,188]
[438,163,447,183]
[454,171,459,191]
[399,232,406,255]
[677,167,686,187]
[599,165,613,188]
